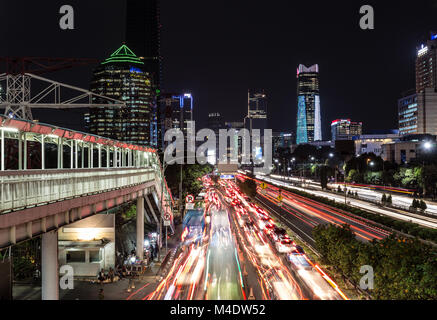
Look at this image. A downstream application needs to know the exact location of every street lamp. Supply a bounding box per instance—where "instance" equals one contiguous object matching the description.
[421,141,435,198]
[329,153,334,158]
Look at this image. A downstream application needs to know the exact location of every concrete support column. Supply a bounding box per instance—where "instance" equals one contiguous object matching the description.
[41,231,59,300]
[136,196,144,260]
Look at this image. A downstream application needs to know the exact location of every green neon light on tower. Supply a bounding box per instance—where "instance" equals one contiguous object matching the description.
[101,44,144,65]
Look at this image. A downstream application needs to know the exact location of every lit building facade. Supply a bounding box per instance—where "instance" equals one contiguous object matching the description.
[416,34,437,94]
[86,44,157,147]
[159,93,193,149]
[296,64,321,144]
[382,134,436,164]
[273,132,295,154]
[246,90,268,132]
[398,93,419,135]
[331,119,362,141]
[405,33,437,136]
[353,133,400,157]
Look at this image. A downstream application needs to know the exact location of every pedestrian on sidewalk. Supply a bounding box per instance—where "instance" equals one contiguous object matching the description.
[98,269,105,286]
[108,267,115,283]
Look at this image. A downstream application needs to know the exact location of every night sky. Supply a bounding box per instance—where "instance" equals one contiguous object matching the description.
[2,0,437,139]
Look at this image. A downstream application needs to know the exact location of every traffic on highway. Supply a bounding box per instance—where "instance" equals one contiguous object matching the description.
[148,175,348,300]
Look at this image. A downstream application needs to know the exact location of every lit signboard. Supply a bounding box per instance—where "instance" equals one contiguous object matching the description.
[220,175,235,180]
[418,45,428,56]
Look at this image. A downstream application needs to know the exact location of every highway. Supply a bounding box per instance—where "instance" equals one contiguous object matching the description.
[205,206,245,300]
[239,175,392,244]
[148,176,348,300]
[262,175,437,230]
[219,179,347,300]
[148,191,245,300]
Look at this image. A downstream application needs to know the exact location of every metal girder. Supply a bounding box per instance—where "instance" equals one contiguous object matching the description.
[0,73,125,120]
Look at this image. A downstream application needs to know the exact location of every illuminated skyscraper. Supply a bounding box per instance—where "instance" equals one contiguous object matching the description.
[86,44,157,147]
[398,92,419,135]
[331,119,362,141]
[296,64,322,144]
[398,33,437,136]
[159,93,193,149]
[246,90,268,132]
[416,34,437,93]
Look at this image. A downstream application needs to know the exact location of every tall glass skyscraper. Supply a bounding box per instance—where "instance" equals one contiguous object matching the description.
[86,44,157,147]
[296,64,322,144]
[159,93,193,149]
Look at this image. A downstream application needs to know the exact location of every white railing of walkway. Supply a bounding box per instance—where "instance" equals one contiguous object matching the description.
[0,168,156,213]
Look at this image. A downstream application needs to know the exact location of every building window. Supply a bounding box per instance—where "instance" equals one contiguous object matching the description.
[89,250,102,263]
[66,250,86,263]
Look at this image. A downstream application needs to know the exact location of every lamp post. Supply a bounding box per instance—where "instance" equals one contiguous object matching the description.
[158,154,197,261]
[422,141,434,198]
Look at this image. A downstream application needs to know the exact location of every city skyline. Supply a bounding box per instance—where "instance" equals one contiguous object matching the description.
[2,0,437,304]
[2,1,437,137]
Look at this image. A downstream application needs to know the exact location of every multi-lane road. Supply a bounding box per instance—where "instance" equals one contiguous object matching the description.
[259,175,437,230]
[147,176,348,300]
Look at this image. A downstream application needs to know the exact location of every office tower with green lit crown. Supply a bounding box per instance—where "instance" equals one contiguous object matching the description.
[86,44,157,147]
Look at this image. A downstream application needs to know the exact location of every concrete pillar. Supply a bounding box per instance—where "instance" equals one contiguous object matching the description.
[41,231,59,300]
[136,196,144,260]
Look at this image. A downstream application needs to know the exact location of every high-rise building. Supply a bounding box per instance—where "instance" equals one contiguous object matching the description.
[246,90,268,132]
[273,132,294,156]
[398,33,437,136]
[416,34,437,94]
[126,0,162,148]
[86,44,157,147]
[126,0,161,89]
[159,93,193,149]
[207,112,225,134]
[398,92,419,135]
[296,64,322,144]
[331,119,362,141]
